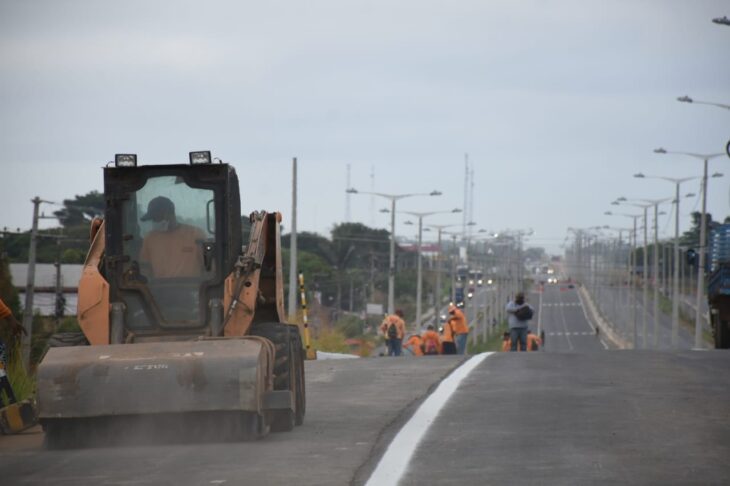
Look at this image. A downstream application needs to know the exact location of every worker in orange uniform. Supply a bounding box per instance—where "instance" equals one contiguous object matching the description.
[501,331,511,352]
[447,304,470,355]
[380,309,406,356]
[501,330,541,352]
[0,297,25,407]
[526,330,541,351]
[421,325,442,355]
[139,196,206,279]
[403,334,424,356]
[440,318,457,355]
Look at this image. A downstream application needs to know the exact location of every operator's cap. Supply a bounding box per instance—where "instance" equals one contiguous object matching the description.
[140,196,174,221]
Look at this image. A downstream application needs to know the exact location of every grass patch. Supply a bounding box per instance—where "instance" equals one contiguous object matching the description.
[4,341,35,403]
[311,327,351,354]
[468,322,509,354]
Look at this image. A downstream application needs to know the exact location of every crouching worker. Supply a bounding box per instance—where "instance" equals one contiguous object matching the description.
[526,330,541,351]
[421,325,441,355]
[501,331,511,352]
[403,334,424,356]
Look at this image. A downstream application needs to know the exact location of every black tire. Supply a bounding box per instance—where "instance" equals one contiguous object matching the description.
[248,322,305,432]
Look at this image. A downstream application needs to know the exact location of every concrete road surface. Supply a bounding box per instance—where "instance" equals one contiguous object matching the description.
[2,351,729,485]
[537,283,608,352]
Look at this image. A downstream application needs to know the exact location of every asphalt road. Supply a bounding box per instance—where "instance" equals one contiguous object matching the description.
[535,283,608,352]
[2,350,729,485]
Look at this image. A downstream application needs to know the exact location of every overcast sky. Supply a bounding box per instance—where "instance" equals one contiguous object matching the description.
[1,0,728,253]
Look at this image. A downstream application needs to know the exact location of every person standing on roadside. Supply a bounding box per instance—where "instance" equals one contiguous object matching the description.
[380,309,406,357]
[440,318,457,355]
[447,304,470,355]
[0,297,25,407]
[505,292,533,352]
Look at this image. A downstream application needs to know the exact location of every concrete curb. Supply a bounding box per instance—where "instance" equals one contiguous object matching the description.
[577,285,630,350]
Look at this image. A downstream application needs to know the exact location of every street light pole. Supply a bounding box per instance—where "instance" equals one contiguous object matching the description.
[639,198,671,348]
[653,149,724,348]
[428,224,460,326]
[635,171,698,348]
[346,188,442,315]
[403,209,461,329]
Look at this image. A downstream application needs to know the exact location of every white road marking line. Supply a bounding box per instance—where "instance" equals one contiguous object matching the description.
[576,289,609,350]
[365,353,494,486]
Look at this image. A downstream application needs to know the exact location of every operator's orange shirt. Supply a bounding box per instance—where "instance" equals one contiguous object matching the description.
[404,335,424,356]
[140,224,205,278]
[0,298,11,319]
[449,308,469,335]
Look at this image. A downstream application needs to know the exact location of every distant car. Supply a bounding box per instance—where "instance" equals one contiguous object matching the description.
[568,284,575,289]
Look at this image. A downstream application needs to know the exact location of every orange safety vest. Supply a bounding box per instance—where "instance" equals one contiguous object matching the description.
[404,335,424,356]
[421,330,442,355]
[441,321,455,343]
[449,308,469,335]
[380,315,406,340]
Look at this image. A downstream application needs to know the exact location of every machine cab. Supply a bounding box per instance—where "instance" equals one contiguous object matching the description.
[103,153,242,339]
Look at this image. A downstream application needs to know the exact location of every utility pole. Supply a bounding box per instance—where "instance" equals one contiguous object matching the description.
[54,259,64,329]
[21,197,41,369]
[287,158,298,320]
[462,154,468,237]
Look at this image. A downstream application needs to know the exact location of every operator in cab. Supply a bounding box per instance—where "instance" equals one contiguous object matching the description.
[139,196,205,278]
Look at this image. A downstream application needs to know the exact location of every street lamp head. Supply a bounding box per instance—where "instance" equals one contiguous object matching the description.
[677,95,693,103]
[633,173,645,178]
[617,196,627,202]
[346,188,358,194]
[653,148,667,154]
[604,211,613,215]
[379,208,390,213]
[611,201,619,206]
[404,220,414,225]
[429,190,442,196]
[658,211,667,215]
[712,172,724,178]
[451,208,462,213]
[467,221,477,226]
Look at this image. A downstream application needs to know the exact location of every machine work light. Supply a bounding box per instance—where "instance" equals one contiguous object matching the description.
[189,151,212,165]
[114,154,137,167]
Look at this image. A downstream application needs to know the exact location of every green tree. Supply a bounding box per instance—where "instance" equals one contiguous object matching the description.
[53,191,104,228]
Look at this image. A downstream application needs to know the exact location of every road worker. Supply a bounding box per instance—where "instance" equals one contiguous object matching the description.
[526,330,541,351]
[403,334,424,356]
[380,309,406,357]
[421,325,442,355]
[501,331,511,352]
[440,319,457,355]
[448,304,469,354]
